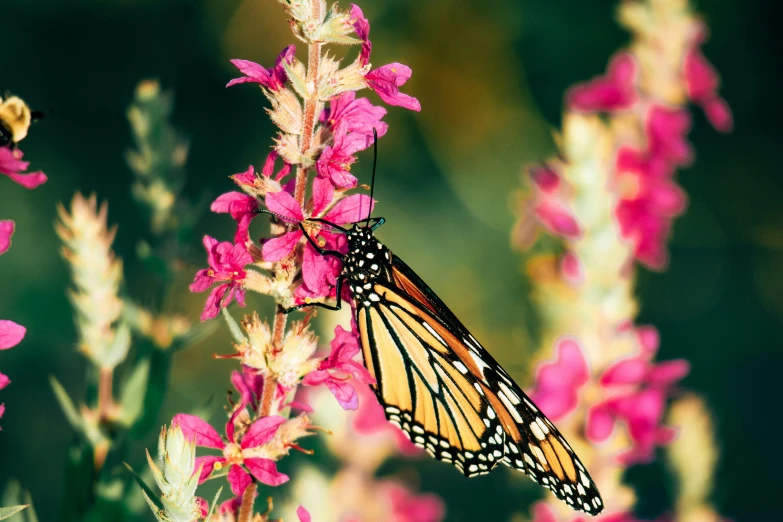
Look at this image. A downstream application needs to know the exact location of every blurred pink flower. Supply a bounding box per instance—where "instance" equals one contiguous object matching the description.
[262,187,373,299]
[173,413,289,493]
[0,320,26,350]
[322,91,388,141]
[530,338,589,420]
[528,165,581,239]
[227,45,296,90]
[560,252,584,286]
[364,64,421,112]
[190,236,253,321]
[303,325,374,410]
[646,106,692,168]
[380,481,445,522]
[586,326,690,464]
[350,4,372,67]
[530,501,638,522]
[684,29,733,132]
[567,53,638,112]
[0,220,14,255]
[0,148,47,189]
[211,192,259,245]
[353,382,420,455]
[297,505,312,522]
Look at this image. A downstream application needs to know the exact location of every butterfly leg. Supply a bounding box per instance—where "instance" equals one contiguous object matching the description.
[281,275,345,313]
[299,223,344,259]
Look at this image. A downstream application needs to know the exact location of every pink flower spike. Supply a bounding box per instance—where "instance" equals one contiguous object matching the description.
[0,148,47,189]
[211,192,259,245]
[227,45,296,91]
[190,236,252,321]
[364,63,421,111]
[0,220,14,255]
[530,337,589,420]
[567,52,638,112]
[350,4,372,67]
[0,320,26,350]
[173,413,225,449]
[297,505,312,522]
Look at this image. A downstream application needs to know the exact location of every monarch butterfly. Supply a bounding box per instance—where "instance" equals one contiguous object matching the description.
[279,138,603,515]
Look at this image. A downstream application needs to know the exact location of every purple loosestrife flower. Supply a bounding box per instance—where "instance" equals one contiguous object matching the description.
[227,45,296,90]
[321,91,389,141]
[350,4,372,67]
[211,191,259,246]
[190,236,253,321]
[364,64,422,112]
[0,148,47,189]
[316,119,376,189]
[530,338,590,420]
[302,325,374,410]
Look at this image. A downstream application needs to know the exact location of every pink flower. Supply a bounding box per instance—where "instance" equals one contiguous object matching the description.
[379,482,445,522]
[586,326,690,464]
[262,186,373,299]
[567,53,638,112]
[190,236,253,321]
[364,64,421,112]
[530,338,589,420]
[528,165,581,239]
[297,506,311,522]
[530,501,637,522]
[350,4,372,67]
[684,33,733,132]
[0,320,26,350]
[211,192,259,245]
[0,148,47,189]
[316,119,375,189]
[303,325,374,410]
[0,220,14,255]
[173,413,290,493]
[227,45,296,90]
[646,106,692,168]
[353,382,420,455]
[322,91,388,141]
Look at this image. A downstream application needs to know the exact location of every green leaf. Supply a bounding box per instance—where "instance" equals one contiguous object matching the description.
[222,307,247,344]
[123,462,163,513]
[205,487,223,520]
[50,376,83,434]
[131,349,170,438]
[0,506,28,520]
[118,358,150,427]
[61,443,95,522]
[102,322,132,369]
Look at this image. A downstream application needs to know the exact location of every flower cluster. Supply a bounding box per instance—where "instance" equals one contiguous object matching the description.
[514,1,730,521]
[159,1,421,518]
[1,146,46,428]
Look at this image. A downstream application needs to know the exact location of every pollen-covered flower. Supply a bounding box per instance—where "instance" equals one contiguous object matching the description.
[190,236,253,321]
[227,45,296,91]
[303,325,374,410]
[173,413,290,496]
[0,147,47,189]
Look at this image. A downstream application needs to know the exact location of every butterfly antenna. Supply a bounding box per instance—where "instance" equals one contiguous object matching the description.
[365,127,379,226]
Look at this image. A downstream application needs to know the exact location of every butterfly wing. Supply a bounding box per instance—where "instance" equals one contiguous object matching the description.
[356,254,604,515]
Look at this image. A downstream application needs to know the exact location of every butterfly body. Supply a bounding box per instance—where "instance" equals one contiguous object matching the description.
[294,219,604,515]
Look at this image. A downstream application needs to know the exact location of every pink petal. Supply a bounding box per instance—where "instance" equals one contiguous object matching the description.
[365,63,421,111]
[0,220,14,255]
[265,190,304,221]
[325,378,359,410]
[227,464,252,496]
[244,457,290,486]
[190,268,214,293]
[702,96,733,133]
[232,165,257,186]
[301,242,340,296]
[684,49,718,102]
[297,506,312,522]
[0,373,10,391]
[636,326,659,355]
[172,413,225,449]
[560,252,584,286]
[531,338,589,419]
[241,415,287,449]
[262,230,302,262]
[200,284,229,322]
[211,192,258,218]
[0,320,26,350]
[600,358,647,386]
[530,502,559,522]
[227,59,272,87]
[534,201,581,238]
[323,194,375,224]
[646,359,690,386]
[311,176,335,216]
[0,403,5,423]
[529,165,560,194]
[194,455,224,483]
[586,402,615,442]
[567,52,638,112]
[2,170,48,189]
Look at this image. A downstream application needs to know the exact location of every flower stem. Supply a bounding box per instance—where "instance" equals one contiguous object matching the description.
[97,367,114,422]
[293,0,324,205]
[237,481,258,522]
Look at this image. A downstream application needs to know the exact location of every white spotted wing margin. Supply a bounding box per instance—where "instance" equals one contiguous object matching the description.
[362,254,605,516]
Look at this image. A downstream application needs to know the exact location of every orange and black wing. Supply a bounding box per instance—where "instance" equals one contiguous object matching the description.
[354,255,604,515]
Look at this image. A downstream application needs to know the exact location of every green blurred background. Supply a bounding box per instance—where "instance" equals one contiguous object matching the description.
[0,0,780,520]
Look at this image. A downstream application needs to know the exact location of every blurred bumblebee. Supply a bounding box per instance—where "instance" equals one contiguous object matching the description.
[0,92,43,149]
